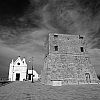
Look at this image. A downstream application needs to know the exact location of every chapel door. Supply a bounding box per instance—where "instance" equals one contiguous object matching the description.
[28,74,32,80]
[85,73,91,83]
[16,73,20,81]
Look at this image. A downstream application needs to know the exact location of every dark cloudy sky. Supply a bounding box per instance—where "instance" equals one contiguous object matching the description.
[0,0,100,78]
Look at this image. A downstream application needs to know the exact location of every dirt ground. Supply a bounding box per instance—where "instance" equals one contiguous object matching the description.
[0,81,100,100]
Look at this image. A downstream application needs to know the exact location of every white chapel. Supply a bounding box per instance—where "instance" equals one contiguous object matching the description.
[9,56,27,81]
[8,56,39,81]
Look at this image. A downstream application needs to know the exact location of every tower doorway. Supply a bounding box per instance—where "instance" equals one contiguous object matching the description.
[85,73,91,83]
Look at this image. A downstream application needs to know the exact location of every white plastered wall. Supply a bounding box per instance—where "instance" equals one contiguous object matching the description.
[28,70,39,81]
[8,57,27,81]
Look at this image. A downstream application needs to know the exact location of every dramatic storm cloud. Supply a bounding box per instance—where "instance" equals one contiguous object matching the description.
[0,0,100,77]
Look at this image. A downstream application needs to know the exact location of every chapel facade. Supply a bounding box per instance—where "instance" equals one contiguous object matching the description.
[8,56,39,81]
[41,33,99,86]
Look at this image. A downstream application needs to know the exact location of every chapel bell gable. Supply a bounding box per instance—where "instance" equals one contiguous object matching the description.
[14,56,25,66]
[22,57,27,66]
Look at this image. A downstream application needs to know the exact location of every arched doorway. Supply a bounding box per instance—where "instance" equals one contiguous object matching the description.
[85,73,91,83]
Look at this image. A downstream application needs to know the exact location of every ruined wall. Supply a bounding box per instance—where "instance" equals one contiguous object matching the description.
[41,33,98,85]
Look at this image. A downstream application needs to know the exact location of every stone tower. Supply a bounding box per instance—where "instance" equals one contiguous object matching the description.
[41,33,99,86]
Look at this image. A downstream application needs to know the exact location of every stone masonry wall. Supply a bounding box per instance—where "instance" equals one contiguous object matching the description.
[41,33,99,85]
[49,33,87,54]
[43,54,98,84]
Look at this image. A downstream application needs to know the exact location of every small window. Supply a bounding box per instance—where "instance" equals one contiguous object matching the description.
[80,47,84,52]
[17,62,20,65]
[67,38,69,40]
[54,35,58,38]
[79,35,83,39]
[54,46,58,51]
[33,75,35,77]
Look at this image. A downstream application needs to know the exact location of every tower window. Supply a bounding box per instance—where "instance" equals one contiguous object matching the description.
[80,47,84,52]
[79,35,83,39]
[67,38,69,40]
[54,35,58,38]
[54,46,58,51]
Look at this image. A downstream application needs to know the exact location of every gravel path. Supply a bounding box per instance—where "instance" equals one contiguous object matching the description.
[0,81,100,100]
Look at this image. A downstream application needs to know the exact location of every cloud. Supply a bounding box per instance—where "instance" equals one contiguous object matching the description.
[0,29,50,77]
[87,48,100,74]
[0,45,21,77]
[44,0,100,49]
[1,0,100,77]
